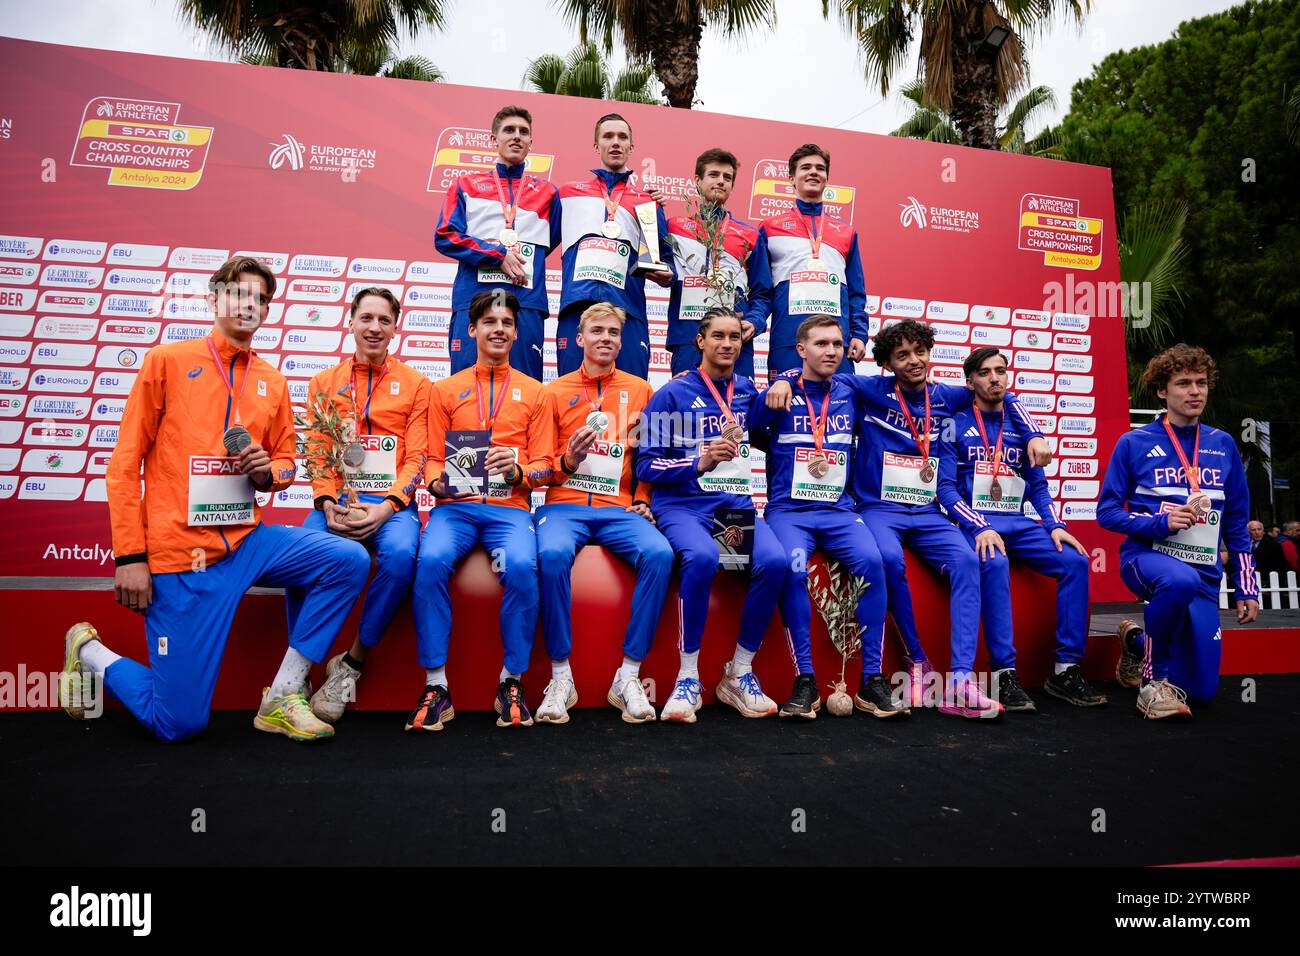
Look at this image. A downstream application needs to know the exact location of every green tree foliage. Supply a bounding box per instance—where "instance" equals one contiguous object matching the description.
[1059,0,1300,514]
[522,42,659,103]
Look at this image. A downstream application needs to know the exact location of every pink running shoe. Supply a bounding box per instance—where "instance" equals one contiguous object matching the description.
[938,675,1004,719]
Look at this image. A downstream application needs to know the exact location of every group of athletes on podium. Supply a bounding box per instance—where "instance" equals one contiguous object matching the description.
[59,104,1260,744]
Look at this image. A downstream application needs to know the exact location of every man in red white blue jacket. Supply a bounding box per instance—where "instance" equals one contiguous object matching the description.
[1099,344,1258,720]
[436,105,562,380]
[556,112,674,379]
[663,147,771,379]
[758,143,868,380]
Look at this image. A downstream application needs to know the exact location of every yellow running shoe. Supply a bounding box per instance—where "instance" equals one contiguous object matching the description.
[254,687,335,742]
[61,622,100,720]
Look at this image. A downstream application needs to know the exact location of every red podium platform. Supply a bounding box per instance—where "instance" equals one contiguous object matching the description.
[5,548,1297,713]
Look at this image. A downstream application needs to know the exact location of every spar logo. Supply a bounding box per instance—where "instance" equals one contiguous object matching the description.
[269,133,306,170]
[899,196,927,229]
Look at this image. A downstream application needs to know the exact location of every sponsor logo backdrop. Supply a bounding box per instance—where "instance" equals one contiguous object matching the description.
[0,39,1128,597]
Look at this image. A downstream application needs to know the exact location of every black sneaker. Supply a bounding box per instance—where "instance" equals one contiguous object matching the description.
[494,678,534,728]
[779,674,820,719]
[993,668,1036,712]
[1044,664,1108,707]
[855,673,909,718]
[404,684,454,732]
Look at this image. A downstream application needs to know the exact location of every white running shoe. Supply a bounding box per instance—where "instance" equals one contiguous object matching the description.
[309,653,361,722]
[607,673,656,723]
[535,676,578,724]
[1136,678,1192,720]
[715,662,777,718]
[660,677,704,723]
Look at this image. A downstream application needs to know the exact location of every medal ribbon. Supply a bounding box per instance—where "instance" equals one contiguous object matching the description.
[1161,414,1202,495]
[894,383,932,461]
[580,369,608,412]
[697,368,737,425]
[475,366,511,432]
[349,359,391,435]
[492,168,523,231]
[207,334,254,428]
[973,407,1006,479]
[798,377,831,454]
[803,211,823,263]
[601,177,629,228]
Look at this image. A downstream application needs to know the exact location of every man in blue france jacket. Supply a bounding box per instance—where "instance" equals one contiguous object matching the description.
[766,319,1053,719]
[937,347,1106,713]
[1098,344,1258,719]
[748,315,902,719]
[635,308,787,723]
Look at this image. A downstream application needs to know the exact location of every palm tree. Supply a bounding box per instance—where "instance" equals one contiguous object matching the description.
[242,39,445,81]
[177,0,449,72]
[891,79,1062,156]
[826,0,1091,150]
[522,43,660,104]
[553,0,777,109]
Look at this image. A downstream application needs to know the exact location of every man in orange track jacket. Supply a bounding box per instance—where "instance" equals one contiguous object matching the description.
[286,287,431,724]
[534,302,672,726]
[61,257,369,743]
[408,290,556,731]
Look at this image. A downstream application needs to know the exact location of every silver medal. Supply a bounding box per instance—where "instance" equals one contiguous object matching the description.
[342,441,366,468]
[586,410,609,434]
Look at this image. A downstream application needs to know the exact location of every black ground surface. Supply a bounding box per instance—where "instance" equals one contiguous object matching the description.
[5,675,1297,866]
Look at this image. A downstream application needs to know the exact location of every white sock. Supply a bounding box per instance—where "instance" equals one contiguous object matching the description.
[677,650,700,680]
[79,639,121,675]
[730,645,756,675]
[426,667,447,689]
[1054,661,1074,675]
[551,659,573,681]
[617,656,640,684]
[269,647,312,697]
[499,666,521,682]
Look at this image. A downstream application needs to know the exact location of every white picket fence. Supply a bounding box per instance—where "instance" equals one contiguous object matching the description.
[1218,570,1300,610]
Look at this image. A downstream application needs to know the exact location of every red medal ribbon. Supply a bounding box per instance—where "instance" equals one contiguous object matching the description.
[601,178,629,228]
[697,368,737,425]
[803,212,823,263]
[580,368,609,412]
[492,168,524,230]
[1161,414,1202,495]
[798,376,831,453]
[894,383,932,460]
[475,366,512,432]
[973,407,1006,478]
[349,358,391,434]
[206,334,255,427]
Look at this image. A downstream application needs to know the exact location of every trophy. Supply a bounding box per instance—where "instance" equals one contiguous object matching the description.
[631,201,670,274]
[806,560,870,717]
[294,392,367,522]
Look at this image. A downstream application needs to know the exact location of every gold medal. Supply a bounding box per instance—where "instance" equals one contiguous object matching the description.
[499,227,518,247]
[920,461,936,483]
[809,456,830,479]
[807,257,826,271]
[601,219,621,239]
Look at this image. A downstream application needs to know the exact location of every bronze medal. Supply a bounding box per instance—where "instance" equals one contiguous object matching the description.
[920,460,936,484]
[990,478,1003,502]
[1188,492,1211,517]
[721,421,744,444]
[809,456,830,479]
